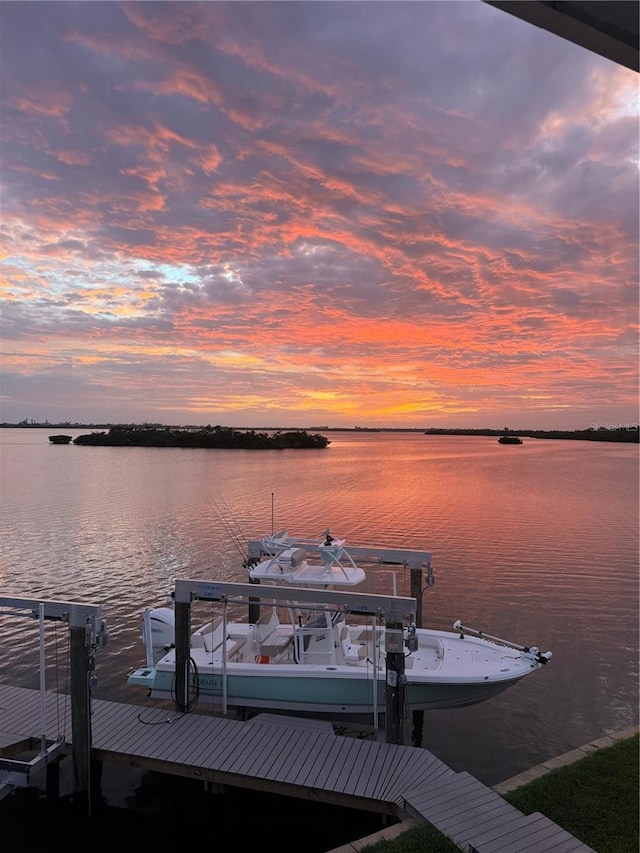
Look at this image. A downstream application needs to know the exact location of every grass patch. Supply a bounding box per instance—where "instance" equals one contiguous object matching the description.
[504,734,639,853]
[360,733,638,853]
[361,823,460,852]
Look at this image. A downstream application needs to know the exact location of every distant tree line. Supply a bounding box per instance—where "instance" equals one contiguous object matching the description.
[423,427,639,443]
[72,425,330,449]
[2,421,638,443]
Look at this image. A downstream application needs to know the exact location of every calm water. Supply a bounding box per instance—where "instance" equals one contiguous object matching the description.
[1,429,638,797]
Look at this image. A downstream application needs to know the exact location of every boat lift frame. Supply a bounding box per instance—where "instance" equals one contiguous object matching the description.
[173,578,416,620]
[247,538,433,571]
[172,579,417,743]
[0,596,107,815]
[247,537,434,624]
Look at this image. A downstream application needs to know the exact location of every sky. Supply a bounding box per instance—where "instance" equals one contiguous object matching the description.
[1,1,638,430]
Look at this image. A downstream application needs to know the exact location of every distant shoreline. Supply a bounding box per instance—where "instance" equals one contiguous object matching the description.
[1,423,638,443]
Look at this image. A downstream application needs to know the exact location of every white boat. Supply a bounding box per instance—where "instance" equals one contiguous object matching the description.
[127,530,552,720]
[245,529,367,586]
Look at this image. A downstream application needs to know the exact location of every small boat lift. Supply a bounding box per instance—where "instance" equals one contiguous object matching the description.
[0,596,107,811]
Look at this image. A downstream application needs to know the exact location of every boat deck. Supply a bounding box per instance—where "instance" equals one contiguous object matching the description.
[0,685,594,852]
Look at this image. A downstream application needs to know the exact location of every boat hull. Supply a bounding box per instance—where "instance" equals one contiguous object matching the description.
[128,659,532,715]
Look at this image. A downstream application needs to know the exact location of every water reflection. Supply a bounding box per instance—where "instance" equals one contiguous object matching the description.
[0,430,638,786]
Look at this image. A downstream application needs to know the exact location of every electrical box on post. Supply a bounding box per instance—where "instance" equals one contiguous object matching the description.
[385,628,403,653]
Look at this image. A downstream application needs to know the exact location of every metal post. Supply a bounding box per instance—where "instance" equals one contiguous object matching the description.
[248,577,260,624]
[69,623,92,821]
[174,600,191,712]
[385,624,406,745]
[410,568,423,628]
[410,565,424,744]
[222,599,228,715]
[371,616,379,731]
[38,604,46,755]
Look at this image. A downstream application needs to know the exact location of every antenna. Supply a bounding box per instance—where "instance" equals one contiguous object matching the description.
[271,492,274,534]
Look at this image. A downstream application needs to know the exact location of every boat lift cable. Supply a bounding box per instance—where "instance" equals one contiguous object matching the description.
[371,614,380,728]
[222,597,229,715]
[38,605,46,753]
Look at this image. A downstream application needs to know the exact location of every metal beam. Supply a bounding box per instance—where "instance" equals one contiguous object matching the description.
[0,597,101,627]
[247,538,432,569]
[173,579,416,623]
[0,740,65,775]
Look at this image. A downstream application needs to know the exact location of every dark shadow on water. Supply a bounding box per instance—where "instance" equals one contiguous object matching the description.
[0,764,393,853]
[412,710,424,747]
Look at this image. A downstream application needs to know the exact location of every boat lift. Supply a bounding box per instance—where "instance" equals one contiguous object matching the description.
[171,579,418,743]
[0,596,107,815]
[247,536,434,621]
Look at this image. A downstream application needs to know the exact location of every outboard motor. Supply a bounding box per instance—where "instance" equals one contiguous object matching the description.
[142,606,176,665]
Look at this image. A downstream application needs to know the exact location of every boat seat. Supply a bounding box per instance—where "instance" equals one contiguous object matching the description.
[198,632,247,658]
[259,635,292,658]
[342,641,367,663]
[225,637,246,659]
[350,626,383,643]
[192,617,224,652]
[254,609,280,643]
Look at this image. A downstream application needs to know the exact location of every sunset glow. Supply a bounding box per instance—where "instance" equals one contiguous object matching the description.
[1,1,638,428]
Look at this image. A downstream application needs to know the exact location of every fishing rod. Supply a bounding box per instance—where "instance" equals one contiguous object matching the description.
[207,493,246,559]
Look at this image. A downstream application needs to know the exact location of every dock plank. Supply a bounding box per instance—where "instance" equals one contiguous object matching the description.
[234,725,297,777]
[409,752,457,788]
[99,706,174,757]
[322,738,365,791]
[438,796,521,833]
[472,815,560,852]
[337,738,371,793]
[298,739,347,788]
[164,714,231,765]
[467,812,591,852]
[220,730,271,776]
[482,813,588,853]
[371,743,412,800]
[433,788,515,827]
[379,746,444,801]
[0,730,31,754]
[359,742,396,799]
[350,741,389,799]
[271,732,328,782]
[337,739,377,793]
[438,804,525,845]
[190,719,252,769]
[259,729,316,781]
[289,733,336,786]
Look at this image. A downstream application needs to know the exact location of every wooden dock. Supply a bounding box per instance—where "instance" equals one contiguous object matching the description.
[0,685,594,852]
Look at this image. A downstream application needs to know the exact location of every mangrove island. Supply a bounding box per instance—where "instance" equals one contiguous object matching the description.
[72,425,330,449]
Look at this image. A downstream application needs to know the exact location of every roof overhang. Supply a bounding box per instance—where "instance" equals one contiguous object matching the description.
[485,2,639,72]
